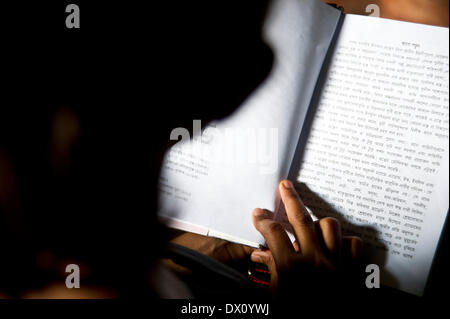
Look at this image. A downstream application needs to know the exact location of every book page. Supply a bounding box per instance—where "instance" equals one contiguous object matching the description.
[158,0,341,247]
[295,15,449,295]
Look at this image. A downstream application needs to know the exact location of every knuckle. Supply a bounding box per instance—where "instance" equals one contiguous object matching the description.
[265,221,284,235]
[264,252,275,266]
[292,208,313,227]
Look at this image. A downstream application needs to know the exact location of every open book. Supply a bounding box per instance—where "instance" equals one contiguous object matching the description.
[158,0,449,296]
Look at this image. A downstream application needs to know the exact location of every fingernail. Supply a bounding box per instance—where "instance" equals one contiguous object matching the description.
[282,180,293,189]
[252,208,266,217]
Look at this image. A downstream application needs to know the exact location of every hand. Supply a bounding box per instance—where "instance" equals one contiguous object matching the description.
[171,232,255,265]
[251,180,362,296]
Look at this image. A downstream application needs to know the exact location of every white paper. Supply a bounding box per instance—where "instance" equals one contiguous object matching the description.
[296,14,449,295]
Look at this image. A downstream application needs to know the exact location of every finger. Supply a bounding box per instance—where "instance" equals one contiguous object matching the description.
[226,242,256,259]
[241,244,257,256]
[251,250,278,289]
[252,208,295,268]
[342,236,363,260]
[292,240,300,252]
[316,217,342,258]
[279,180,319,256]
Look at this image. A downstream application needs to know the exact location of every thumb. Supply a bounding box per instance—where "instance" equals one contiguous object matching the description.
[251,250,278,290]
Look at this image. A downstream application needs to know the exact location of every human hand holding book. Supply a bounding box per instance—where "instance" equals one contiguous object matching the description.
[251,180,363,294]
[169,179,364,296]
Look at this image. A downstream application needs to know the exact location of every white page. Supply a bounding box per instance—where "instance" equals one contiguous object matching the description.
[158,0,341,247]
[296,14,449,295]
